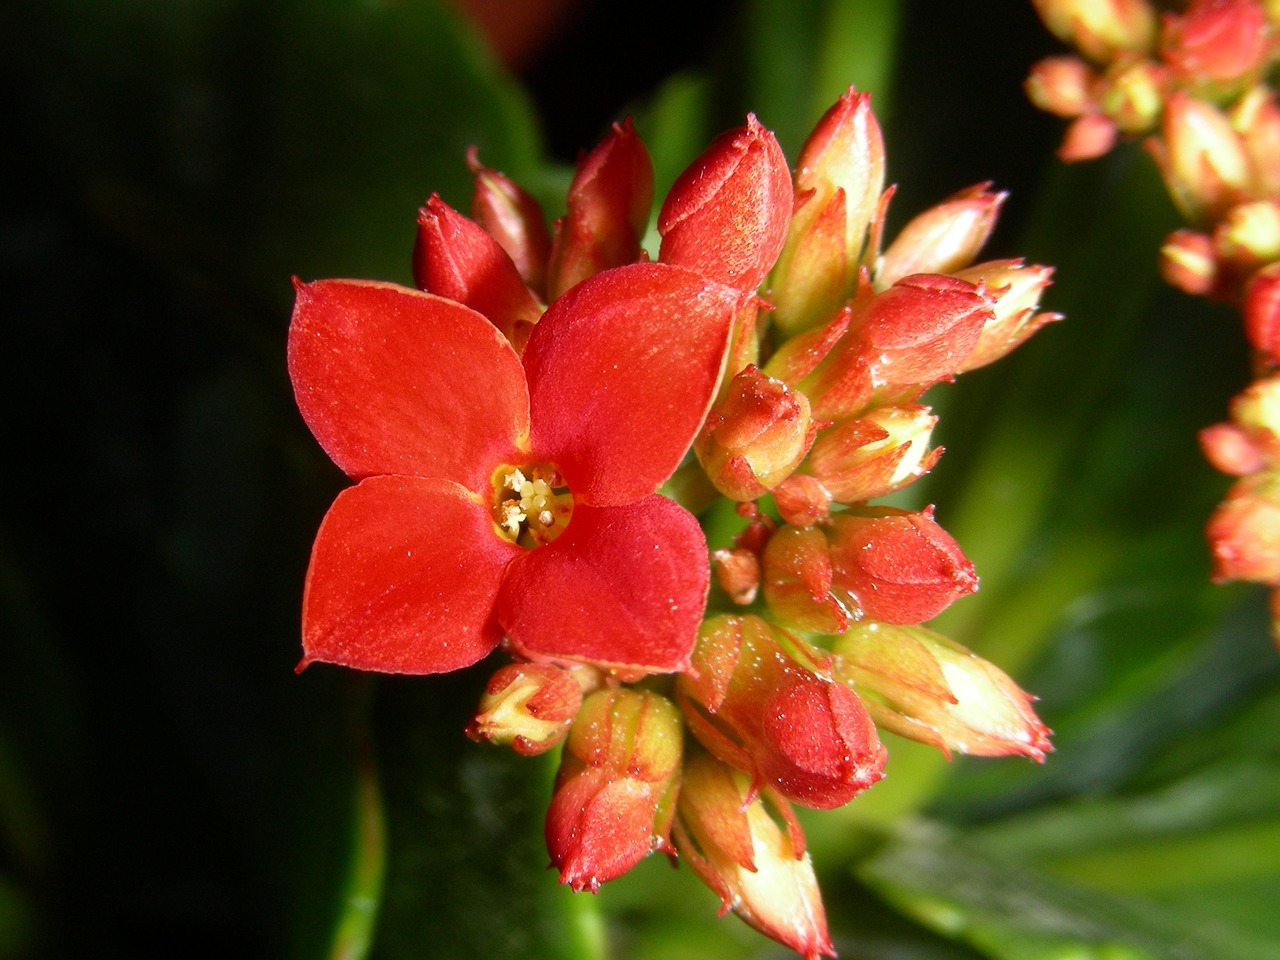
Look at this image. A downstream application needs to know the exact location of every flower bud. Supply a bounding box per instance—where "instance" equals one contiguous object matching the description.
[772,88,886,336]
[696,365,816,501]
[1161,0,1271,89]
[773,474,833,528]
[413,194,543,353]
[876,184,1006,289]
[1057,111,1120,161]
[1215,200,1280,275]
[1160,228,1220,295]
[1097,57,1167,133]
[1202,421,1267,475]
[1206,473,1280,583]
[1031,0,1158,63]
[711,547,762,605]
[1230,375,1280,460]
[677,614,886,809]
[762,525,849,634]
[832,622,1052,761]
[1245,262,1280,361]
[659,115,793,292]
[467,147,552,299]
[826,507,978,625]
[547,119,654,299]
[1149,92,1251,223]
[675,753,834,960]
[1025,55,1096,117]
[1232,86,1280,198]
[545,688,683,891]
[466,661,586,755]
[952,259,1059,372]
[806,404,941,503]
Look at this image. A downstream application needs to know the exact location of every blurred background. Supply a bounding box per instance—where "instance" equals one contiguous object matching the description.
[3,1,1279,958]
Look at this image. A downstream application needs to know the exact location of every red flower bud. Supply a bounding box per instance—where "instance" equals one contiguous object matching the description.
[465,661,587,755]
[827,507,978,625]
[1057,111,1119,162]
[1200,422,1267,475]
[762,525,849,634]
[1207,473,1280,583]
[1232,86,1280,199]
[877,184,1006,289]
[413,194,543,353]
[674,753,834,960]
[545,689,683,891]
[1246,263,1280,362]
[467,147,552,299]
[1149,92,1251,224]
[952,259,1059,372]
[678,615,885,809]
[833,622,1052,761]
[1097,58,1168,134]
[1031,0,1158,63]
[1161,0,1271,88]
[806,404,941,504]
[659,115,793,292]
[1025,55,1097,117]
[547,119,654,299]
[1215,200,1280,275]
[696,365,816,500]
[773,474,834,528]
[1160,228,1220,296]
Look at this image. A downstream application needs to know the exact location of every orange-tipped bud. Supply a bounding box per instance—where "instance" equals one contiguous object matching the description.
[696,365,816,501]
[953,259,1060,372]
[1245,262,1280,361]
[547,119,654,299]
[466,661,586,755]
[659,115,794,292]
[413,194,543,353]
[1058,111,1120,161]
[1097,57,1168,133]
[467,147,552,299]
[1207,473,1280,583]
[1230,375,1280,459]
[833,622,1052,761]
[1201,421,1267,475]
[1215,200,1280,275]
[806,404,941,504]
[1149,92,1251,223]
[675,753,834,960]
[1032,0,1158,63]
[545,688,683,892]
[678,614,885,810]
[773,474,834,528]
[1160,228,1220,295]
[1025,55,1097,117]
[1161,0,1272,89]
[772,88,886,336]
[1232,86,1280,199]
[877,184,1006,289]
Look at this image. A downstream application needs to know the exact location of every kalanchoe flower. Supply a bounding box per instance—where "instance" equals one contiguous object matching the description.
[674,752,834,960]
[678,614,886,809]
[833,622,1052,761]
[289,264,742,677]
[546,689,683,891]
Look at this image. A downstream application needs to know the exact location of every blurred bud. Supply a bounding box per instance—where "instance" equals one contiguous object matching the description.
[467,147,552,299]
[827,507,978,625]
[675,753,834,960]
[1216,201,1280,275]
[678,615,886,809]
[876,184,1006,289]
[1031,0,1158,62]
[1161,0,1271,89]
[1160,228,1220,295]
[1058,111,1120,161]
[1245,261,1280,361]
[413,194,543,353]
[772,88,886,336]
[696,365,816,500]
[659,115,794,292]
[773,474,834,528]
[1201,421,1267,474]
[1097,57,1167,133]
[547,119,654,299]
[832,622,1053,761]
[1149,92,1250,223]
[806,404,941,503]
[1230,375,1280,456]
[466,662,586,755]
[1232,86,1280,198]
[953,259,1059,372]
[1206,473,1280,583]
[712,547,762,605]
[545,688,683,891]
[1025,55,1097,117]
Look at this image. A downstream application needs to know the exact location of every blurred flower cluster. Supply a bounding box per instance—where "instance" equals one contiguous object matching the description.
[287,89,1055,958]
[1026,0,1280,641]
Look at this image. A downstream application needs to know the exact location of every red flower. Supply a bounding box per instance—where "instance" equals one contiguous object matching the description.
[289,261,745,676]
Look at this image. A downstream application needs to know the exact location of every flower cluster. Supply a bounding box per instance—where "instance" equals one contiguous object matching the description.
[288,90,1054,958]
[1026,0,1280,643]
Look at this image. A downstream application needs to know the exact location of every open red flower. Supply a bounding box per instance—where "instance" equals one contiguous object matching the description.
[289,261,744,676]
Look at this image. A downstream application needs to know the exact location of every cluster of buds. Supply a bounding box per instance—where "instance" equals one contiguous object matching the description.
[1026,0,1280,643]
[291,87,1054,958]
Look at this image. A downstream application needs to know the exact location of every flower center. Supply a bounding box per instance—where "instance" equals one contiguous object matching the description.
[491,463,574,548]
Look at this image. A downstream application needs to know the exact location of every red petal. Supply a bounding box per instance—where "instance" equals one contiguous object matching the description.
[523,262,739,506]
[288,279,530,488]
[301,476,518,674]
[498,496,709,674]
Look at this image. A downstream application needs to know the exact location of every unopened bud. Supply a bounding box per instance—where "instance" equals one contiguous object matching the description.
[1201,421,1267,475]
[1232,86,1280,198]
[712,547,762,605]
[806,404,941,503]
[1160,228,1220,296]
[1245,262,1280,362]
[1097,57,1167,133]
[762,525,848,634]
[773,474,834,528]
[876,184,1006,289]
[1058,111,1120,161]
[833,622,1052,761]
[468,148,552,299]
[1149,92,1251,223]
[1025,55,1096,117]
[953,259,1059,372]
[1161,0,1272,88]
[1207,473,1280,583]
[696,365,816,501]
[1230,375,1280,461]
[659,115,793,292]
[1215,201,1280,275]
[466,662,586,755]
[1031,0,1158,63]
